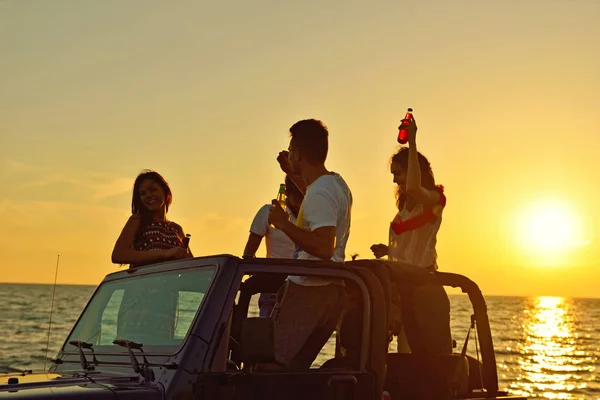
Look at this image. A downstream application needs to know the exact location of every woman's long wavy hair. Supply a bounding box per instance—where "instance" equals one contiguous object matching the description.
[131,170,173,246]
[390,147,438,210]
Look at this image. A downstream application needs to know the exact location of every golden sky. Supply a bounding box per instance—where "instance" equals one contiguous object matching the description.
[1,0,599,298]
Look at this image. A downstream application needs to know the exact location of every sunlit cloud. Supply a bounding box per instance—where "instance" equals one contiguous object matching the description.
[2,159,40,174]
[0,198,34,227]
[15,174,66,191]
[4,159,132,201]
[9,200,124,216]
[188,211,246,233]
[80,177,132,201]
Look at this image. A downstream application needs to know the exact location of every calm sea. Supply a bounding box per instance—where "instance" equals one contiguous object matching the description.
[0,283,598,399]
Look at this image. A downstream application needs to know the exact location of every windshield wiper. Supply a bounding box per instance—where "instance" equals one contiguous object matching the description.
[68,340,98,371]
[112,339,155,382]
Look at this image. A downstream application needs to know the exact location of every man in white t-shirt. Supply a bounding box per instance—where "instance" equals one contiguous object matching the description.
[242,175,304,317]
[268,118,353,368]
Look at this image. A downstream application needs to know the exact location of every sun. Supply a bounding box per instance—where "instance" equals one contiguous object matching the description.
[523,204,576,251]
[516,199,585,261]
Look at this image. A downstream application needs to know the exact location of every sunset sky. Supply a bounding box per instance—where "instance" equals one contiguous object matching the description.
[1,0,599,298]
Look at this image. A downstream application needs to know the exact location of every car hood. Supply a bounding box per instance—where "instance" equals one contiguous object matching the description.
[0,372,162,399]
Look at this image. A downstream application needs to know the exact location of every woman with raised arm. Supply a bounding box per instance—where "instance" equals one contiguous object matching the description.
[371,116,452,354]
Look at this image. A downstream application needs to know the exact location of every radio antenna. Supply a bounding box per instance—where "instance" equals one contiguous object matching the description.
[43,254,60,372]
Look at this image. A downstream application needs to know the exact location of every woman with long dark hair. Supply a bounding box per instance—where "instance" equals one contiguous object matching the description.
[112,170,191,267]
[111,170,192,344]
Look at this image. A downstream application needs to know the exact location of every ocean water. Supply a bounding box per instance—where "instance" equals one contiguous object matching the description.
[0,283,598,399]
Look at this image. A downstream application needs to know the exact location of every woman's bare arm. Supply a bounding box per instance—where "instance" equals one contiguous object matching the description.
[111,215,170,264]
[405,118,441,207]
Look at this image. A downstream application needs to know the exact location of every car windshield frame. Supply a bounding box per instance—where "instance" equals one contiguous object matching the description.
[62,264,218,356]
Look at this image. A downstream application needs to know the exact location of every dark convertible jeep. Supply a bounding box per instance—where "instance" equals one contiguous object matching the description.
[0,255,527,399]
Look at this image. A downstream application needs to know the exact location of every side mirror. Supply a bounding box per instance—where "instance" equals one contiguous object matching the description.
[241,317,275,365]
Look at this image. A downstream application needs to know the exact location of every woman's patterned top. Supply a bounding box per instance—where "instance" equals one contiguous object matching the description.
[134,221,184,251]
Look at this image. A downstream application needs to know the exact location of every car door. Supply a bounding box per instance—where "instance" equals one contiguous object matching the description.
[195,260,378,400]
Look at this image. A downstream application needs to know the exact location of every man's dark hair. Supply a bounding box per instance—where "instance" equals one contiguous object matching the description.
[289,119,329,165]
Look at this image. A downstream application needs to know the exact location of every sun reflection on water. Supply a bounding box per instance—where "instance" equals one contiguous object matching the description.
[508,296,594,399]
